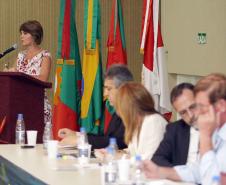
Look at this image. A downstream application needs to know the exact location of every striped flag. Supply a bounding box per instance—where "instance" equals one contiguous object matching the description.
[104,0,127,133]
[81,0,103,134]
[52,0,82,139]
[140,0,171,119]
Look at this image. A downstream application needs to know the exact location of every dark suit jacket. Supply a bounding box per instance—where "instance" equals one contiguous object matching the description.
[87,113,127,150]
[151,119,190,167]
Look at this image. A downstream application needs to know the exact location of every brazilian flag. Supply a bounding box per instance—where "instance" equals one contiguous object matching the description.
[81,0,103,134]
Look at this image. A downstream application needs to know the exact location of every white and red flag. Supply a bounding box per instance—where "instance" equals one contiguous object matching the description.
[140,0,171,120]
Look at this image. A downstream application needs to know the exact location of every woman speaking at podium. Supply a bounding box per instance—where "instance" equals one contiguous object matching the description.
[7,20,52,125]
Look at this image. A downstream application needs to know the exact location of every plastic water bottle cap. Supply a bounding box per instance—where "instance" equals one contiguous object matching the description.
[135,155,142,161]
[80,127,85,133]
[109,137,116,144]
[17,114,23,120]
[212,175,220,181]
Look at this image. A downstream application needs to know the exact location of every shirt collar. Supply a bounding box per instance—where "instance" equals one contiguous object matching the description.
[213,123,226,141]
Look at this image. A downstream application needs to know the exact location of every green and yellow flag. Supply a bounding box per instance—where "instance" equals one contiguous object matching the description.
[53,0,82,139]
[81,0,103,134]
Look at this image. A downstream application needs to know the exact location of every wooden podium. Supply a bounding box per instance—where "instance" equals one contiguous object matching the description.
[0,72,52,144]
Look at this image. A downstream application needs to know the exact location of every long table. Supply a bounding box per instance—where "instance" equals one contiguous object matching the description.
[0,144,195,185]
[0,144,101,185]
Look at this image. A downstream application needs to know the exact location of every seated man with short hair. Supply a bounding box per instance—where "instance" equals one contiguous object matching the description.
[58,64,133,149]
[152,83,199,167]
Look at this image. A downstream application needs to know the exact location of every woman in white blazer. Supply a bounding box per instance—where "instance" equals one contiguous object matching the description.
[115,82,167,160]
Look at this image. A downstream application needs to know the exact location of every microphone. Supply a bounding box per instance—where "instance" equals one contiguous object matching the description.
[0,44,18,59]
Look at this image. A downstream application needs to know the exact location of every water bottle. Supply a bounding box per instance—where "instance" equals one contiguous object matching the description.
[132,155,145,185]
[15,114,25,145]
[108,137,118,156]
[43,121,53,149]
[104,147,117,184]
[211,175,221,185]
[77,127,90,165]
[104,137,118,163]
[78,127,88,144]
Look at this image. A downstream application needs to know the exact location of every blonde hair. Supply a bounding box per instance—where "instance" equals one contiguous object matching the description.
[115,82,157,144]
[194,73,226,104]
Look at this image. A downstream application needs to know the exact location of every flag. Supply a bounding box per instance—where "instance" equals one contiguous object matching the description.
[106,0,127,69]
[81,0,103,134]
[104,0,127,133]
[103,100,115,134]
[52,0,82,139]
[140,0,171,119]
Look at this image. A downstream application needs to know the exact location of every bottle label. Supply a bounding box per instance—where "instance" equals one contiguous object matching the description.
[105,172,117,183]
[104,162,117,183]
[16,131,25,144]
[78,148,89,158]
[77,144,91,165]
[77,148,90,165]
[43,125,53,149]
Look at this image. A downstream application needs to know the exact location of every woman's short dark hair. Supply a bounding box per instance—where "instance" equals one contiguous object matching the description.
[19,20,43,45]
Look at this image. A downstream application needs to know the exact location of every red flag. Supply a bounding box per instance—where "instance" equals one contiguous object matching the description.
[104,0,128,132]
[140,0,171,120]
[106,0,127,69]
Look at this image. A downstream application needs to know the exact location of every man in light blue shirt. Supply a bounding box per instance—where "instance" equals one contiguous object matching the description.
[142,73,226,185]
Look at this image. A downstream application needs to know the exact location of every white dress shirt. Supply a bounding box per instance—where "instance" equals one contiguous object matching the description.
[174,123,226,185]
[186,127,199,165]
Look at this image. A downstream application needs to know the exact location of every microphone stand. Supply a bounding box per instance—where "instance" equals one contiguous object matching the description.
[0,53,9,71]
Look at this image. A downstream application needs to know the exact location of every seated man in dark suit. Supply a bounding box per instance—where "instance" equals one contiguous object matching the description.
[152,83,199,167]
[58,64,133,149]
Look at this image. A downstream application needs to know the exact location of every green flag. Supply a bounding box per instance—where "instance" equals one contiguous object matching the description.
[53,0,82,139]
